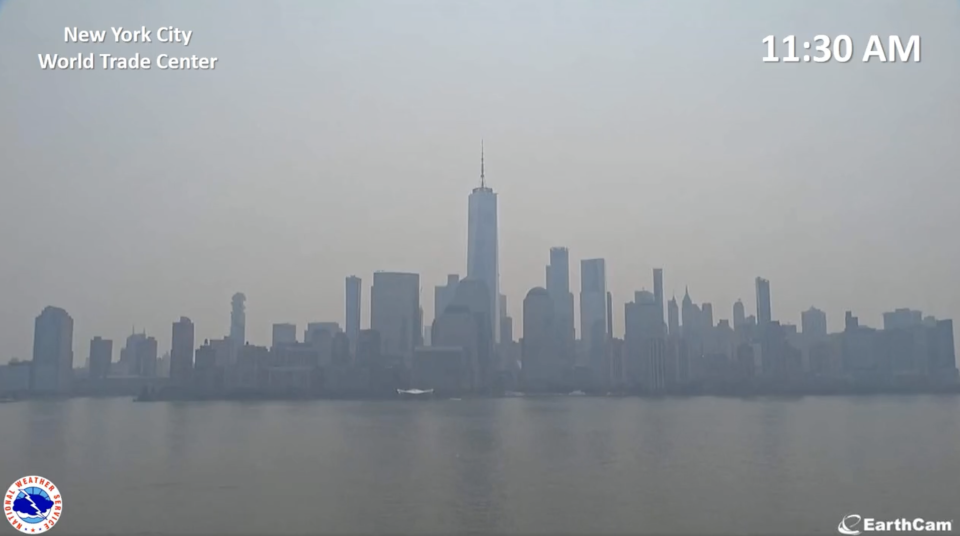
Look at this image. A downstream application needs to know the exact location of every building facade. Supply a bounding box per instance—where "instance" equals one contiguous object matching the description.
[88,336,113,380]
[371,271,421,363]
[345,276,362,350]
[171,317,195,385]
[580,258,607,371]
[31,306,74,394]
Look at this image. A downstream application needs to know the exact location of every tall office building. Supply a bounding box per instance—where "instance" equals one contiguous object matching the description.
[304,322,340,366]
[371,271,421,362]
[305,322,341,343]
[930,320,956,373]
[668,296,680,337]
[733,300,746,331]
[88,336,112,381]
[467,143,500,342]
[755,278,772,327]
[499,294,514,344]
[272,323,297,348]
[606,291,614,339]
[500,318,514,347]
[431,301,481,388]
[624,290,667,390]
[31,306,74,393]
[801,307,828,339]
[448,278,495,390]
[546,247,575,341]
[121,333,158,377]
[230,293,246,363]
[681,288,698,335]
[580,258,608,368]
[521,288,559,389]
[653,268,664,328]
[345,276,362,349]
[435,274,460,319]
[171,317,195,385]
[702,303,714,329]
[883,308,923,330]
[356,329,381,367]
[141,337,159,377]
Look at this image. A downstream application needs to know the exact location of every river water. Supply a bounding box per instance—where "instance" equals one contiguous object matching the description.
[2,396,958,535]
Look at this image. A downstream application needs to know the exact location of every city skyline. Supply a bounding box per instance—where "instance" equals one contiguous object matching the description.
[2,1,959,363]
[2,4,959,536]
[3,183,960,363]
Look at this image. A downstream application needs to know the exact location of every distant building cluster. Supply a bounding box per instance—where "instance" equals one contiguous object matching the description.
[1,152,957,399]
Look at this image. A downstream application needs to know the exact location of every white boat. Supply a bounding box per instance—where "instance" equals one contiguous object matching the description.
[397,388,434,399]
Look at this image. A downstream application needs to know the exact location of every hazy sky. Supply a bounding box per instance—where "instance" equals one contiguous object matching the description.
[1,1,958,363]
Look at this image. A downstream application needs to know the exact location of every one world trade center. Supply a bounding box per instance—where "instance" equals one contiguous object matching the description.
[467,143,500,343]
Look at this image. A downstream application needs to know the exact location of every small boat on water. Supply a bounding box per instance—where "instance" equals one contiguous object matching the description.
[568,390,587,396]
[397,388,434,399]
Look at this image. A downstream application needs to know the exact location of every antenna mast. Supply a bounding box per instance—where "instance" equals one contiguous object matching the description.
[480,140,485,188]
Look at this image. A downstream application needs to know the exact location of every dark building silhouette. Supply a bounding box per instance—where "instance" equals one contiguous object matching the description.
[841,312,878,375]
[435,274,460,321]
[929,320,957,376]
[733,299,746,332]
[580,258,607,375]
[371,271,421,364]
[546,247,575,345]
[668,296,680,337]
[194,340,224,393]
[845,311,859,331]
[755,277,772,327]
[412,346,469,395]
[139,337,159,377]
[624,291,667,392]
[332,332,351,366]
[356,329,381,368]
[883,308,923,330]
[88,336,112,380]
[606,291,614,340]
[653,268,664,330]
[433,304,480,390]
[448,278,494,392]
[521,287,561,391]
[171,317,195,385]
[31,306,74,394]
[801,307,828,339]
[345,276,362,351]
[271,323,297,349]
[119,332,158,377]
[702,303,714,329]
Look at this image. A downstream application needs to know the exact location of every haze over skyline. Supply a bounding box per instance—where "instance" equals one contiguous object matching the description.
[1,0,958,362]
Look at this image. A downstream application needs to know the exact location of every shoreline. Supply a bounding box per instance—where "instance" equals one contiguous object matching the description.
[5,384,960,403]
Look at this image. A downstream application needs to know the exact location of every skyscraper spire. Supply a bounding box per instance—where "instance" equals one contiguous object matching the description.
[480,140,485,188]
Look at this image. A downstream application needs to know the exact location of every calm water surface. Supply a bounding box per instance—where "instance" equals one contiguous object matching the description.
[2,396,959,535]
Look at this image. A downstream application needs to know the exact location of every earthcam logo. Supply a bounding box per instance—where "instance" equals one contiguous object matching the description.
[839,514,953,534]
[5,476,63,534]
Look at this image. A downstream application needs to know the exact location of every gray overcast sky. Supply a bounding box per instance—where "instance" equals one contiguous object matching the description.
[1,1,958,362]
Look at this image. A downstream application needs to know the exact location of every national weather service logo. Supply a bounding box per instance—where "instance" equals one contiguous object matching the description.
[4,476,62,533]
